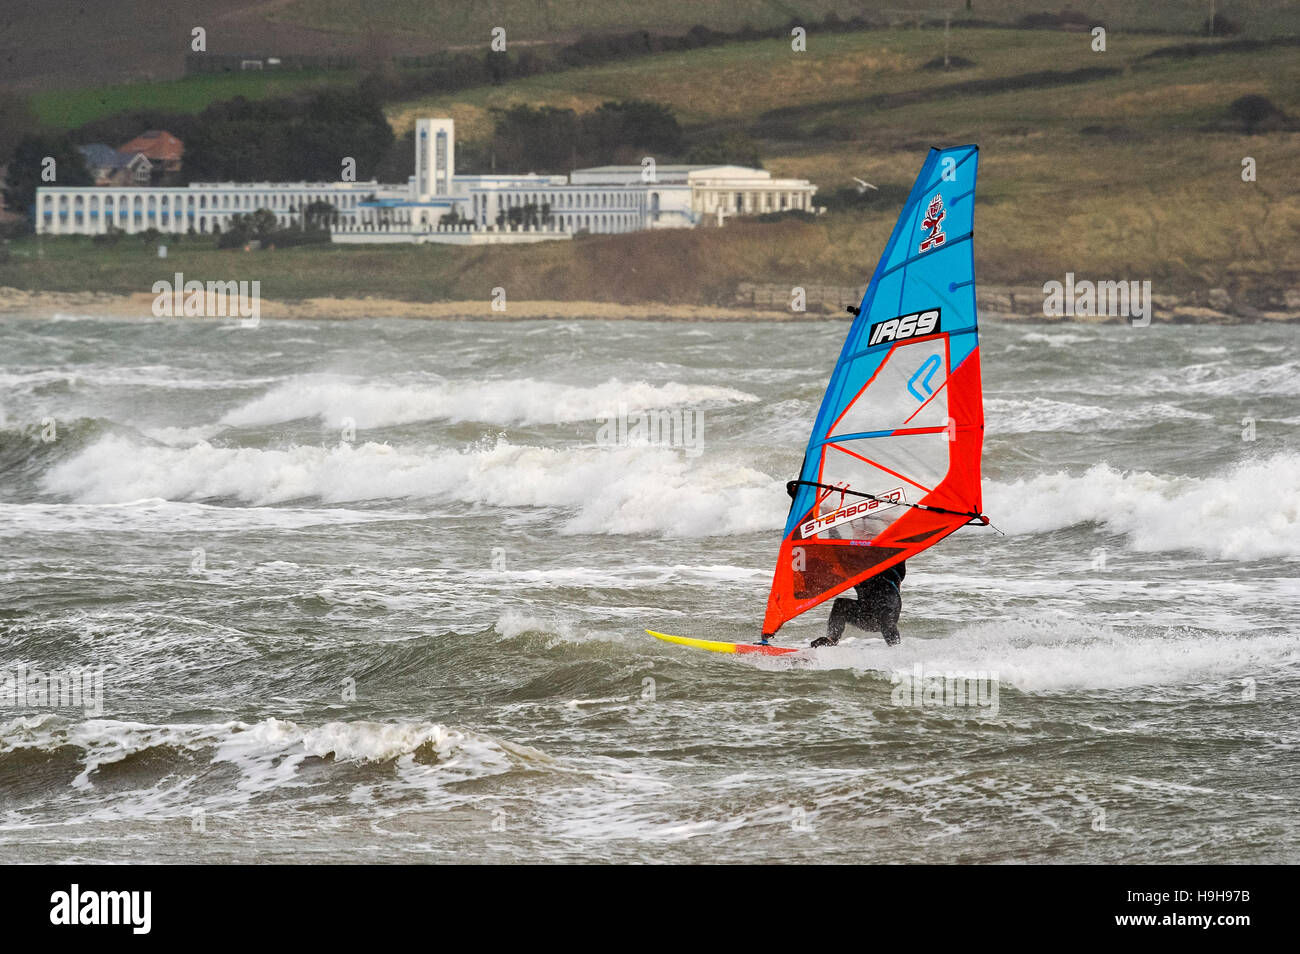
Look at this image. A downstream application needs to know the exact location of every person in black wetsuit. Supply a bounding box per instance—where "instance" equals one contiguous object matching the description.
[811,561,905,648]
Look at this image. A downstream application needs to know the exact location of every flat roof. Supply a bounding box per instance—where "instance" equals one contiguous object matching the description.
[360,198,456,207]
[573,164,723,173]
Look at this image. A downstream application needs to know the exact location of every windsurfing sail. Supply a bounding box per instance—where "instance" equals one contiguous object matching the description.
[762,145,986,638]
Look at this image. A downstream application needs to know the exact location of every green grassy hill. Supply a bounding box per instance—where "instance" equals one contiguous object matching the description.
[28,71,368,130]
[16,0,1300,122]
[272,0,1300,45]
[5,26,1298,308]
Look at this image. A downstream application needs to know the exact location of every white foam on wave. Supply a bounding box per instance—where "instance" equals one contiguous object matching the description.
[1192,360,1300,397]
[41,432,1300,554]
[986,396,1208,434]
[1092,359,1300,398]
[464,562,765,590]
[0,714,548,801]
[0,365,274,392]
[1064,358,1300,399]
[806,615,1300,692]
[0,497,410,536]
[1017,330,1099,347]
[42,435,784,536]
[141,424,224,446]
[220,375,759,429]
[493,609,591,644]
[986,453,1300,560]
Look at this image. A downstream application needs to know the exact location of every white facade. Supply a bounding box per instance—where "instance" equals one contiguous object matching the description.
[414,118,454,200]
[568,164,818,227]
[35,180,384,236]
[35,117,819,243]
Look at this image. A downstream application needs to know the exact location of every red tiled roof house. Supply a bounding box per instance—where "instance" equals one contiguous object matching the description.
[118,130,184,173]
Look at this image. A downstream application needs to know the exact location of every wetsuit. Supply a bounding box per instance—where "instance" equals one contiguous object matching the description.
[813,561,905,647]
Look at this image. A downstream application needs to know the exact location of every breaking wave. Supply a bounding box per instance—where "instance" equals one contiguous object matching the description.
[810,615,1300,692]
[38,431,1300,556]
[40,434,783,536]
[986,452,1300,560]
[0,715,549,798]
[220,375,758,429]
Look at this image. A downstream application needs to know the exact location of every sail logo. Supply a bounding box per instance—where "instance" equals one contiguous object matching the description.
[800,488,904,538]
[868,308,941,347]
[907,354,942,400]
[919,193,946,251]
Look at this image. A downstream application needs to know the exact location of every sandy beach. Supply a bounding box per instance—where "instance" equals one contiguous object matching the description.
[1,285,1296,323]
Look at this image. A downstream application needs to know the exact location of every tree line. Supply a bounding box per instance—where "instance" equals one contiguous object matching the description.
[2,92,761,233]
[3,10,888,227]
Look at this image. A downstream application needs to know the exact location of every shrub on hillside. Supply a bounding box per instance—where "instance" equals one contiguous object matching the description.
[819,183,912,213]
[920,55,976,71]
[755,209,817,224]
[1226,95,1293,133]
[686,132,763,169]
[1,135,93,232]
[92,227,125,246]
[1017,12,1097,31]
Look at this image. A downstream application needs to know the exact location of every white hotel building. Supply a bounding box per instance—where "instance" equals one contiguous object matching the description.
[35,118,819,244]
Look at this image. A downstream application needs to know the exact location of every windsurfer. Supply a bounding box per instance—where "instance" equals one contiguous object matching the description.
[811,561,905,647]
